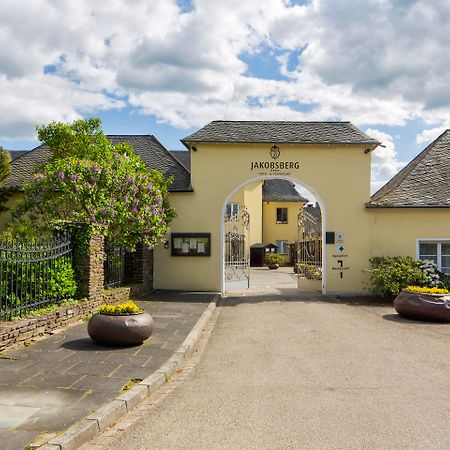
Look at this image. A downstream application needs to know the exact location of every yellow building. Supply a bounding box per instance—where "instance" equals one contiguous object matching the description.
[3,121,450,296]
[227,179,308,264]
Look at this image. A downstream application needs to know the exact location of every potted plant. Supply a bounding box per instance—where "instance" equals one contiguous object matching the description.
[88,300,154,346]
[265,252,284,270]
[394,286,450,322]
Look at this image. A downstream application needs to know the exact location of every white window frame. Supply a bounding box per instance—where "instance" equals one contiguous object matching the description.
[416,238,450,273]
[225,203,240,218]
[276,240,289,255]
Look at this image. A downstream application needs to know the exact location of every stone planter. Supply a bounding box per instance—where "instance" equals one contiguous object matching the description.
[88,311,154,346]
[394,290,450,323]
[267,263,279,270]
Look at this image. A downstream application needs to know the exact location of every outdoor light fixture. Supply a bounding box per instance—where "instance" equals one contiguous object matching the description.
[164,240,169,249]
[191,146,197,152]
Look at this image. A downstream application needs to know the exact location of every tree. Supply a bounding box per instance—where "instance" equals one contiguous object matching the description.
[13,118,175,250]
[0,146,11,213]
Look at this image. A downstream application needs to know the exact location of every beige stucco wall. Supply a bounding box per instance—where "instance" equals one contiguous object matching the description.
[154,142,374,294]
[262,201,303,263]
[228,181,262,245]
[243,181,263,245]
[367,208,450,259]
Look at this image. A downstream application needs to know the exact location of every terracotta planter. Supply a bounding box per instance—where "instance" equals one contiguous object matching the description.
[394,290,450,323]
[88,312,154,346]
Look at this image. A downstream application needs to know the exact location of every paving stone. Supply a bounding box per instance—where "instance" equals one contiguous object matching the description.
[19,372,82,389]
[0,357,34,371]
[8,349,73,363]
[0,429,40,450]
[0,292,212,450]
[61,350,114,363]
[66,361,120,377]
[0,386,87,408]
[31,359,78,374]
[0,370,37,386]
[71,374,131,393]
[102,353,151,366]
[143,355,172,371]
[109,365,153,380]
[71,389,120,412]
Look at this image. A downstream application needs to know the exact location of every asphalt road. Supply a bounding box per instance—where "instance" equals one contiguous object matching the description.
[100,290,450,450]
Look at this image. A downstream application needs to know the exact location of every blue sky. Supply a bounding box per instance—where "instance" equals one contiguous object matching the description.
[1,0,450,192]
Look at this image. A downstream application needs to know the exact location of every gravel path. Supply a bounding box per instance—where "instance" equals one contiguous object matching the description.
[95,290,450,450]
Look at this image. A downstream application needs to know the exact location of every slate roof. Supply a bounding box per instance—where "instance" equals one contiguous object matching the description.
[183,121,379,146]
[8,150,29,160]
[368,130,450,208]
[4,136,192,192]
[262,179,308,202]
[170,151,191,171]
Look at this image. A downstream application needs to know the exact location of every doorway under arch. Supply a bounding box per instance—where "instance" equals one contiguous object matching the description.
[221,175,326,294]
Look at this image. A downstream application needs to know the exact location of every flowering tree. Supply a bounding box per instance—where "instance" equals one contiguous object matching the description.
[13,118,175,250]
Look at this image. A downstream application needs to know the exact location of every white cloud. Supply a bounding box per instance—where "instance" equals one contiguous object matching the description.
[365,128,405,193]
[416,124,450,146]
[1,0,450,143]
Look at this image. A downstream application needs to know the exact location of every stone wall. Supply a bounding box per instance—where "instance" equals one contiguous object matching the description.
[127,244,154,297]
[0,287,132,352]
[0,226,154,352]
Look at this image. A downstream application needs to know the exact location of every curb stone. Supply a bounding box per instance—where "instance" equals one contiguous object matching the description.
[38,294,219,450]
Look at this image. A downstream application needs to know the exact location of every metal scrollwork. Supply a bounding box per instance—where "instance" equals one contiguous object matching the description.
[224,206,250,287]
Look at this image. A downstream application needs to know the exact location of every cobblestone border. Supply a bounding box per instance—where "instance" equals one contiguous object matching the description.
[38,294,220,450]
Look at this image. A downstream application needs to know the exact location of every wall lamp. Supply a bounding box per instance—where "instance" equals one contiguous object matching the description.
[365,143,386,154]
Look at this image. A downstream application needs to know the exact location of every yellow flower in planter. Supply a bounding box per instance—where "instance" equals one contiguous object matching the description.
[404,286,450,295]
[97,300,143,315]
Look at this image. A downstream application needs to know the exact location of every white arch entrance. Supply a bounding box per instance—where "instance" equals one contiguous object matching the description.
[221,175,327,294]
[154,122,377,294]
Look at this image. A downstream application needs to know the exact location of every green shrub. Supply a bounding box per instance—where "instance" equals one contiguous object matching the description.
[265,252,284,265]
[0,257,77,313]
[365,256,425,299]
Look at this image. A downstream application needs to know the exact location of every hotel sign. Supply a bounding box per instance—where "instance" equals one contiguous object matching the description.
[250,145,300,175]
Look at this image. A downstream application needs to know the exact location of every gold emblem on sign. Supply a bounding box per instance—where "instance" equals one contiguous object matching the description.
[269,145,280,160]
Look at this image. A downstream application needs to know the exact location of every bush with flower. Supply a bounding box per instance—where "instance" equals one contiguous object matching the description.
[12,118,175,250]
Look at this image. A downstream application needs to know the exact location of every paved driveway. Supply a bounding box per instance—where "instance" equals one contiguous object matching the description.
[102,289,450,449]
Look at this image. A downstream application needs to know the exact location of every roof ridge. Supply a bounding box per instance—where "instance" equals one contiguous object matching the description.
[370,129,450,203]
[106,134,154,137]
[169,150,190,172]
[149,135,192,178]
[210,120,352,124]
[9,145,45,165]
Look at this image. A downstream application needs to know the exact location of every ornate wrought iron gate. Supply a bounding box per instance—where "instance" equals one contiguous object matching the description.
[297,208,322,281]
[224,206,250,291]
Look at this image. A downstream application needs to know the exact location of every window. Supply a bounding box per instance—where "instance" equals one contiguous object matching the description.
[276,208,288,224]
[226,203,239,218]
[276,240,288,255]
[418,241,450,274]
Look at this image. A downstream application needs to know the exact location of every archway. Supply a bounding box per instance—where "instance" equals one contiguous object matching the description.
[221,175,327,294]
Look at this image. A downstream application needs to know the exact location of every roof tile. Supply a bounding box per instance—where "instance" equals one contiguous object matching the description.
[368,130,450,207]
[183,121,379,146]
[4,136,192,192]
[262,179,308,202]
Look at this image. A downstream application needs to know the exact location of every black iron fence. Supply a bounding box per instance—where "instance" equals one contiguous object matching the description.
[104,241,126,288]
[0,232,74,320]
